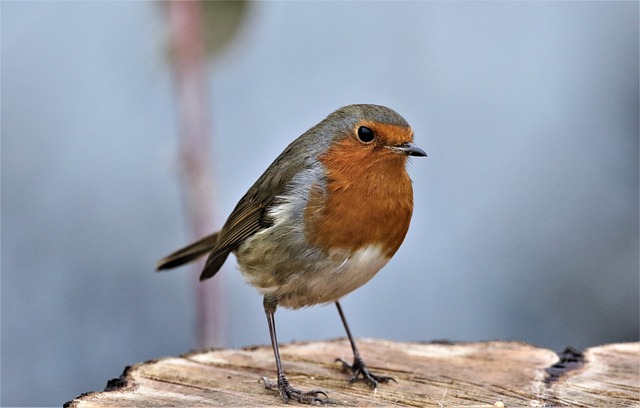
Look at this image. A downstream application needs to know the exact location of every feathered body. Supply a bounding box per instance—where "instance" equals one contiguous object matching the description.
[157,104,425,403]
[158,104,418,309]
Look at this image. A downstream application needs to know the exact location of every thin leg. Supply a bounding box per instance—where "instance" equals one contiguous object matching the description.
[335,301,396,389]
[261,297,328,404]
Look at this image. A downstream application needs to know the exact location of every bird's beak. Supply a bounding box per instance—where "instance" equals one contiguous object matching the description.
[390,142,427,157]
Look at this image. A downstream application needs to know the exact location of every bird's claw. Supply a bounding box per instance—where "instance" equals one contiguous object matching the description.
[335,356,396,389]
[262,376,329,405]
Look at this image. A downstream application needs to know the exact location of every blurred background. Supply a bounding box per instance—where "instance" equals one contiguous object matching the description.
[2,2,638,406]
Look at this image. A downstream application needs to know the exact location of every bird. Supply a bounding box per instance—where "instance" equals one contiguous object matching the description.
[157,104,426,404]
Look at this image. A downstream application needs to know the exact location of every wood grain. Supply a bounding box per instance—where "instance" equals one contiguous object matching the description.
[65,338,639,407]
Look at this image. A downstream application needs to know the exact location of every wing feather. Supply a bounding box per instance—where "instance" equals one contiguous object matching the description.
[157,127,323,281]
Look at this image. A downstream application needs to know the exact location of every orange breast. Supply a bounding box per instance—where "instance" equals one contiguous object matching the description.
[304,134,414,258]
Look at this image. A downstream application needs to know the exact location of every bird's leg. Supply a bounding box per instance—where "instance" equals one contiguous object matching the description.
[261,297,329,404]
[335,301,396,389]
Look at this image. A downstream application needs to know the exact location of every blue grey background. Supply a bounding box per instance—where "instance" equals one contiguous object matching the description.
[2,2,638,406]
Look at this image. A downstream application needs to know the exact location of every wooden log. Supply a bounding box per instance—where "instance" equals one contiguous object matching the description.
[65,338,639,407]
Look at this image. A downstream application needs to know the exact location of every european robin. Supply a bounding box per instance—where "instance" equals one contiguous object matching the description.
[157,104,426,404]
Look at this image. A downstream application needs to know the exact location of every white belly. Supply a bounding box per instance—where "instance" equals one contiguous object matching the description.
[274,245,390,309]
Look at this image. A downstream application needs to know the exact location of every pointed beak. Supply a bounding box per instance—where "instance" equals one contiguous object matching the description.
[390,142,427,157]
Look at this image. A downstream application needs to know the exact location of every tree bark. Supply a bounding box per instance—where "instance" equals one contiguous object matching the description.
[65,339,639,407]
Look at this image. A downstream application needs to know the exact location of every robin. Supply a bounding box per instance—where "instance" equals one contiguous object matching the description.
[157,104,426,404]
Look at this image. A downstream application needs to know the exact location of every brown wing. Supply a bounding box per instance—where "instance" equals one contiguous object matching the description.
[199,137,322,280]
[157,133,319,281]
[199,200,266,280]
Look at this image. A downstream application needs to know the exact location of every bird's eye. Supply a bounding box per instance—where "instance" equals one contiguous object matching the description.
[357,126,375,143]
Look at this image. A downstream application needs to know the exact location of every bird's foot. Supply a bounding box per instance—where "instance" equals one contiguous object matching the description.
[336,356,396,389]
[262,375,329,405]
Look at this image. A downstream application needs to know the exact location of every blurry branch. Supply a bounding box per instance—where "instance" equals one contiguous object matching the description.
[165,0,248,348]
[166,0,218,348]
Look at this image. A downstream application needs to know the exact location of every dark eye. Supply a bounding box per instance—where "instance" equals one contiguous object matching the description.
[357,126,375,143]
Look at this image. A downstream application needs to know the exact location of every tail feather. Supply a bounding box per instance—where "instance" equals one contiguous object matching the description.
[156,232,220,270]
[200,250,231,281]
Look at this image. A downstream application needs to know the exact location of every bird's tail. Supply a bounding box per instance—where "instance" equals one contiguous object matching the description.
[156,232,220,271]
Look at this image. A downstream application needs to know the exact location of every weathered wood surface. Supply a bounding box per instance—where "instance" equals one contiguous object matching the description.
[66,338,639,407]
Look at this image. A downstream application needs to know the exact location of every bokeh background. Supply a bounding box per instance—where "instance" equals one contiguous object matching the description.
[2,2,638,406]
